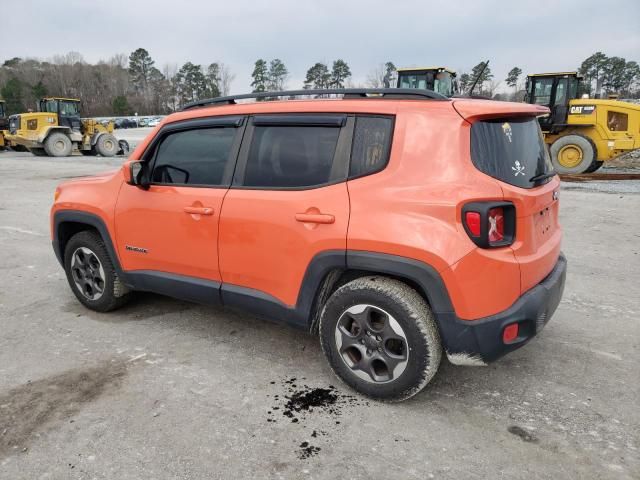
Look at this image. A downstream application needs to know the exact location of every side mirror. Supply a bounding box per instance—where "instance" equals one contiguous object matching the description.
[127,161,150,189]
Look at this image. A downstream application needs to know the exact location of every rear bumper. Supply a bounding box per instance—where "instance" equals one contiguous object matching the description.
[439,253,567,364]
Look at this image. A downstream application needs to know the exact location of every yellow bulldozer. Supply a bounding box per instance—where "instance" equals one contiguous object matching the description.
[4,97,128,157]
[525,72,640,173]
[396,66,459,97]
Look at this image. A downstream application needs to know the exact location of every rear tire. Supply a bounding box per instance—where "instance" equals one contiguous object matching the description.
[29,148,48,157]
[319,276,442,402]
[584,160,604,173]
[63,231,131,312]
[44,132,73,157]
[550,134,597,174]
[95,134,118,157]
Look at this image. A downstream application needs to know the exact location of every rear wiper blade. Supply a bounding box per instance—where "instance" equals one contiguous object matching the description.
[529,171,557,182]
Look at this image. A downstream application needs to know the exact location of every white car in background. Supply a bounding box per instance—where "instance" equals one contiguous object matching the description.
[147,117,162,127]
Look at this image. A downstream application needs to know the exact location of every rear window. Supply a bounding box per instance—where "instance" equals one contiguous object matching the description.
[470,117,553,189]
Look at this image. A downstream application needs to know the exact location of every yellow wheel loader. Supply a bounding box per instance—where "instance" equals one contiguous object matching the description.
[396,67,459,97]
[4,97,129,157]
[525,72,640,173]
[0,100,7,149]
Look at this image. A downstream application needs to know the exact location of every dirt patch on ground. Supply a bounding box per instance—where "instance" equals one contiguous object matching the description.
[0,360,127,458]
[606,150,640,170]
[266,378,369,460]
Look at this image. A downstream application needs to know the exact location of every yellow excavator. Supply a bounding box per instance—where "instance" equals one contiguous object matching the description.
[4,97,128,157]
[396,67,459,97]
[525,72,640,173]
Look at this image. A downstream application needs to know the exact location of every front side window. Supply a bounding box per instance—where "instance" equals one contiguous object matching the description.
[152,127,237,186]
[433,72,454,97]
[60,101,79,116]
[243,126,340,188]
[42,100,58,113]
[532,78,554,105]
[555,79,568,105]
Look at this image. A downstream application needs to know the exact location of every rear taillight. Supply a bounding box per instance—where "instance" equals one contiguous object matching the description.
[465,212,481,237]
[462,202,515,248]
[488,207,504,243]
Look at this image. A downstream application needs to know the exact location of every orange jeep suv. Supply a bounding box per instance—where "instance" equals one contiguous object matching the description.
[51,89,566,401]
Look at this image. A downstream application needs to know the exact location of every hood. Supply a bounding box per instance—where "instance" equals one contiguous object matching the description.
[61,168,120,185]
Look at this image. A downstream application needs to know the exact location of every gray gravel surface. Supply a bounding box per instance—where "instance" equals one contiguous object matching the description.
[0,150,639,479]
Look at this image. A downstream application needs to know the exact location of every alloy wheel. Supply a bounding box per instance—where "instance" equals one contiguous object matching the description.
[334,304,409,383]
[70,247,106,301]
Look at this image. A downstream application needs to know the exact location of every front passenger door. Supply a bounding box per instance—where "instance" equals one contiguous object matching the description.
[115,117,244,284]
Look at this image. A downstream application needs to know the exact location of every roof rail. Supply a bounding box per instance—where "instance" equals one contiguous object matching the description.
[181,88,448,111]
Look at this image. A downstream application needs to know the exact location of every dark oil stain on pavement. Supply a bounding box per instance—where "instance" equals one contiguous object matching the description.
[508,425,539,443]
[267,377,369,459]
[0,360,127,458]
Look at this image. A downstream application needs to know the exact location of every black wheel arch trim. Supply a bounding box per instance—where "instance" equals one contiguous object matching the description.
[53,210,126,278]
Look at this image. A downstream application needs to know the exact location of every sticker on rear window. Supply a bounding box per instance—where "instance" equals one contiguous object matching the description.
[502,122,513,143]
[512,160,525,177]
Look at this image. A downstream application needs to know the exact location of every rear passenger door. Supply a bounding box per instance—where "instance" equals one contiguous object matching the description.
[115,117,244,283]
[218,114,352,310]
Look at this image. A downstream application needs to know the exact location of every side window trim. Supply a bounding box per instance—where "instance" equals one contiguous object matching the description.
[144,116,247,189]
[231,114,354,191]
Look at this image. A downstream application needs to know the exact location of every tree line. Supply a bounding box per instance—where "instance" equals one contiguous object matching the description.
[0,48,234,116]
[1,49,638,117]
[461,52,640,100]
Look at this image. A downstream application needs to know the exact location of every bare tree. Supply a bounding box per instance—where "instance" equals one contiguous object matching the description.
[366,64,386,88]
[217,62,235,95]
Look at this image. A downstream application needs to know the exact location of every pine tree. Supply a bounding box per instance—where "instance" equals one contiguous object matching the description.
[331,60,351,88]
[304,63,331,89]
[505,67,522,92]
[267,59,288,91]
[251,59,269,93]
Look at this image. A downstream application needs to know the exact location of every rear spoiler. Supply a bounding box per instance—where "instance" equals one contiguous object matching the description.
[452,99,549,122]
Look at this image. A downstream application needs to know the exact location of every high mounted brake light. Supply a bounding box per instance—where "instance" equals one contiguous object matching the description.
[462,202,515,248]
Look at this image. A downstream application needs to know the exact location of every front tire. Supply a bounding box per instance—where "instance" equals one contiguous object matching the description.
[319,277,442,402]
[64,231,131,312]
[95,134,118,157]
[550,134,597,174]
[44,132,73,157]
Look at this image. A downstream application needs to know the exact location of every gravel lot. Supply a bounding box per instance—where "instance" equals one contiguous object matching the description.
[0,141,639,479]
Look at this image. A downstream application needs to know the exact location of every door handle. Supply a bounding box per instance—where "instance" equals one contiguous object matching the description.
[295,213,335,224]
[184,206,214,215]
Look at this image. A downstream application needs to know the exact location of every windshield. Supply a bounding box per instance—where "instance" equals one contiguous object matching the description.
[398,71,454,96]
[399,72,432,90]
[470,117,553,189]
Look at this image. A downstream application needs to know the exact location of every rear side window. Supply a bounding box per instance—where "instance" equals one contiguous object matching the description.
[470,117,553,189]
[152,128,236,186]
[349,116,393,178]
[607,111,628,132]
[243,126,340,188]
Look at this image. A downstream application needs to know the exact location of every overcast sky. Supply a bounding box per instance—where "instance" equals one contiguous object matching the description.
[4,0,639,93]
